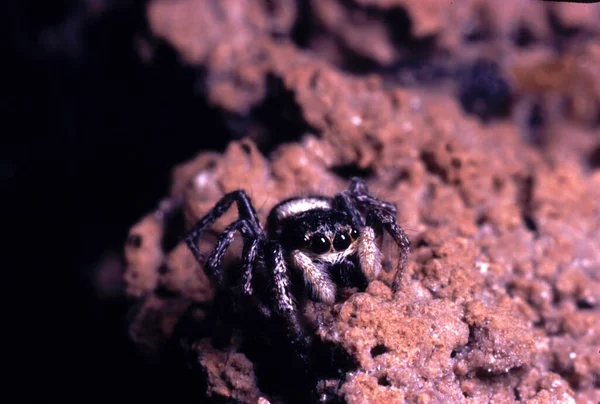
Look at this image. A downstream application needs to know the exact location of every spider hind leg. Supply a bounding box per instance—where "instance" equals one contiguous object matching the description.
[184,190,263,284]
[204,218,257,286]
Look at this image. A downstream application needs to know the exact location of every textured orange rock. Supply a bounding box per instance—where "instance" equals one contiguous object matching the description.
[124,1,600,403]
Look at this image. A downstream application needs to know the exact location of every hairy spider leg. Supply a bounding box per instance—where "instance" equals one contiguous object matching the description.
[333,192,365,228]
[348,177,397,214]
[185,190,262,269]
[203,220,275,335]
[265,241,311,367]
[342,178,411,284]
[334,192,383,281]
[366,209,411,291]
[205,219,259,286]
[291,250,336,304]
[240,237,261,296]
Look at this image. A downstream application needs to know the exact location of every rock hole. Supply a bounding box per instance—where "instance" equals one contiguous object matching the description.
[458,59,513,122]
[513,386,522,401]
[492,176,504,192]
[161,207,186,253]
[421,150,448,182]
[238,74,320,155]
[311,339,361,380]
[414,237,429,248]
[548,10,582,42]
[370,344,390,358]
[518,175,539,236]
[522,102,545,147]
[377,375,391,386]
[240,143,252,155]
[575,299,594,310]
[127,233,142,248]
[474,368,497,381]
[297,2,436,74]
[331,163,374,180]
[205,159,217,170]
[463,6,492,42]
[476,213,488,227]
[290,0,314,48]
[391,169,411,186]
[155,286,180,298]
[588,145,600,170]
[513,23,536,48]
[474,365,525,383]
[384,7,437,59]
[522,214,538,233]
[467,325,477,345]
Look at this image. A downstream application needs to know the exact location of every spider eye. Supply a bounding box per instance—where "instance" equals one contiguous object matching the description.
[350,228,360,239]
[333,231,351,251]
[309,233,330,254]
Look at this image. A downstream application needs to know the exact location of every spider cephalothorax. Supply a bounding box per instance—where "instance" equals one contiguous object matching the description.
[184,177,410,398]
[268,196,384,305]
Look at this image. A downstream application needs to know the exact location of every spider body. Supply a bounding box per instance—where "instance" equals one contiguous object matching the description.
[268,196,375,305]
[184,178,410,397]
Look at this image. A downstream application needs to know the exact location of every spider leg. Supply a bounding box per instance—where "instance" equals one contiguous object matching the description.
[240,237,260,297]
[203,220,277,345]
[357,226,384,281]
[341,178,411,285]
[334,192,383,281]
[291,250,336,304]
[347,177,397,214]
[204,219,257,286]
[185,190,262,266]
[265,241,311,367]
[366,209,411,290]
[333,192,365,229]
[266,241,295,315]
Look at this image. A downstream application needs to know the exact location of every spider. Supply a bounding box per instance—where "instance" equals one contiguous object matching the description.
[184,177,410,394]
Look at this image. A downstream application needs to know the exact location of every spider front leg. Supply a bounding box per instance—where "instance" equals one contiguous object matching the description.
[185,190,262,266]
[291,250,336,304]
[339,178,411,285]
[347,177,397,215]
[266,242,311,366]
[334,192,383,282]
[366,209,411,290]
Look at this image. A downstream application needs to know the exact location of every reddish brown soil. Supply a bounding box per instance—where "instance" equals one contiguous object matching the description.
[124,1,600,403]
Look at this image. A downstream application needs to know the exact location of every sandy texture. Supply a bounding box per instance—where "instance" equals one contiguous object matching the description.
[124,0,600,403]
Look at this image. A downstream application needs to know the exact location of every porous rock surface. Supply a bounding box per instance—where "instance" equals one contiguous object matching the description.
[125,1,600,403]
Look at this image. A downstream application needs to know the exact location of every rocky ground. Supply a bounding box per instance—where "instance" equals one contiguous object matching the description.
[122,1,599,403]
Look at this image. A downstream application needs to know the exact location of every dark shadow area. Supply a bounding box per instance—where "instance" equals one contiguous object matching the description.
[588,145,600,171]
[238,74,321,155]
[457,59,513,122]
[168,284,360,404]
[5,0,230,400]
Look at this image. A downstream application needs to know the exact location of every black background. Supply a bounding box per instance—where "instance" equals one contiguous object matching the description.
[5,1,230,399]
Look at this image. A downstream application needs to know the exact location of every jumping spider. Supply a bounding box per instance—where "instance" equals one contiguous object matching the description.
[185,177,410,397]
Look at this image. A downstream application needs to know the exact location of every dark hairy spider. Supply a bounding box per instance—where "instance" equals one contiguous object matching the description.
[185,177,410,400]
